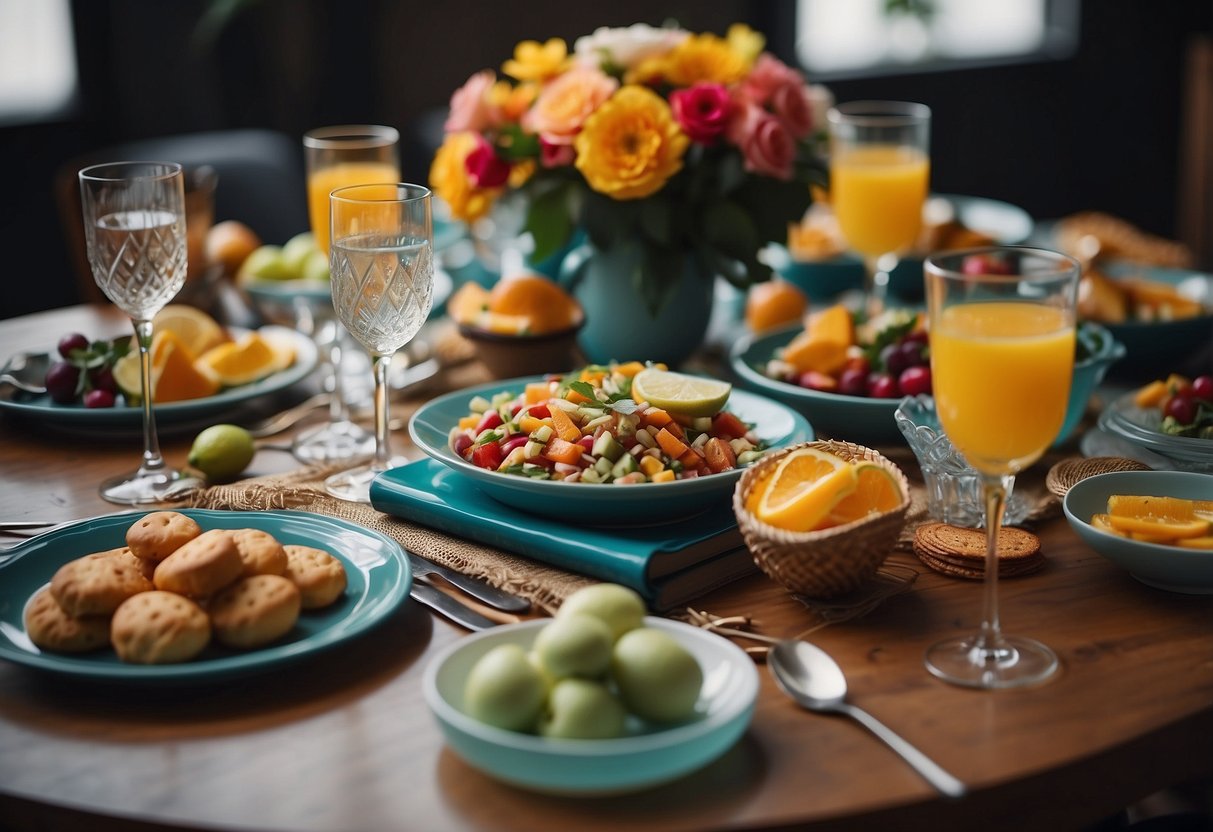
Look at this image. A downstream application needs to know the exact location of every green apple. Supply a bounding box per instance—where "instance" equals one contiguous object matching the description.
[281,231,318,277]
[237,245,291,282]
[463,644,547,733]
[533,614,613,679]
[611,628,703,723]
[539,678,626,740]
[556,584,645,641]
[302,248,331,283]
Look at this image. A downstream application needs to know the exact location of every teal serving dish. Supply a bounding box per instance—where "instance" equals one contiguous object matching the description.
[1097,264,1213,378]
[1063,470,1213,594]
[424,616,758,794]
[1058,322,1125,445]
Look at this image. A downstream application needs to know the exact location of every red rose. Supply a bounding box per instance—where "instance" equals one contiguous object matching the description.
[669,82,731,144]
[770,81,814,139]
[727,101,794,180]
[464,135,510,188]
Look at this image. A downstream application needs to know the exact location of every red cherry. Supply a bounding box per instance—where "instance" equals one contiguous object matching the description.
[867,373,900,399]
[838,367,869,397]
[83,388,115,408]
[1192,375,1213,402]
[57,332,89,360]
[961,253,1014,276]
[1164,394,1197,425]
[899,366,932,396]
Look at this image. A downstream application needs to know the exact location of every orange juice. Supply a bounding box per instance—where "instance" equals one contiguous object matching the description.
[931,302,1074,476]
[307,161,400,253]
[830,145,929,258]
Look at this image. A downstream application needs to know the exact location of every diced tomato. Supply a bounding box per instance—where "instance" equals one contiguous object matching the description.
[711,411,748,439]
[703,437,737,473]
[476,410,503,433]
[543,437,584,465]
[525,404,551,419]
[472,442,504,470]
[509,403,523,416]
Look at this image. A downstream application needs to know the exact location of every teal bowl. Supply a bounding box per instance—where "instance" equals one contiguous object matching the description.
[1063,470,1213,594]
[423,617,759,794]
[1057,323,1126,445]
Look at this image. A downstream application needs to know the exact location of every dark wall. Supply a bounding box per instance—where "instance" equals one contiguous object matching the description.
[1,0,1209,320]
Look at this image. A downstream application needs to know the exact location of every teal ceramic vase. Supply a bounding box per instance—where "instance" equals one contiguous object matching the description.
[561,241,715,367]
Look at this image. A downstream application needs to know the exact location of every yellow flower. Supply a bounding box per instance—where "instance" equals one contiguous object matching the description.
[509,159,536,188]
[502,38,571,82]
[429,132,500,222]
[659,31,751,86]
[574,86,689,200]
[488,80,537,121]
[727,23,765,65]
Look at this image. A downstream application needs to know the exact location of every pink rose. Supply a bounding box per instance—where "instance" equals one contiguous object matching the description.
[539,137,575,168]
[464,135,510,188]
[770,81,814,139]
[522,66,618,145]
[727,101,794,180]
[445,70,500,133]
[669,83,731,144]
[741,53,804,106]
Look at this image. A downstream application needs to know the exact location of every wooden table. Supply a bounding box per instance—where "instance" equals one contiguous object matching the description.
[1,304,1211,832]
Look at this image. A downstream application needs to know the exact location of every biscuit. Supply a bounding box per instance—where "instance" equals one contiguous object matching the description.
[111,591,210,664]
[107,546,159,581]
[154,529,243,598]
[210,575,301,649]
[24,588,111,653]
[283,545,347,609]
[126,511,203,562]
[50,549,155,616]
[231,529,288,577]
[913,523,1041,562]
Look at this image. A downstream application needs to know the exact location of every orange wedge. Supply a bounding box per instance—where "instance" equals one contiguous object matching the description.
[1107,495,1197,522]
[1177,536,1213,550]
[1089,513,1116,533]
[753,447,859,532]
[488,274,582,335]
[448,282,490,325]
[153,304,229,358]
[111,330,220,403]
[1105,514,1210,540]
[818,463,904,528]
[197,332,279,387]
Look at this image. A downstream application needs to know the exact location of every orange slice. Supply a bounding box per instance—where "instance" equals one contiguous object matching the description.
[754,447,859,532]
[111,330,220,403]
[745,280,808,333]
[1105,514,1211,540]
[197,332,278,387]
[818,463,904,528]
[1089,513,1116,534]
[448,282,490,325]
[488,274,582,334]
[153,305,229,358]
[1177,536,1213,550]
[1107,495,1197,522]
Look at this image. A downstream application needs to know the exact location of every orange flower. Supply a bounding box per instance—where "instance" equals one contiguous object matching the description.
[522,66,618,146]
[502,38,571,82]
[655,31,751,86]
[429,132,500,222]
[574,86,689,200]
[488,80,537,121]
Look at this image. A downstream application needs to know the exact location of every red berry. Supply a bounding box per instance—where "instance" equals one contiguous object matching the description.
[881,343,908,376]
[90,366,117,394]
[867,373,900,399]
[899,365,932,396]
[57,333,89,360]
[962,253,1014,276]
[83,388,115,408]
[1165,394,1197,425]
[902,329,929,346]
[838,367,869,397]
[44,361,80,404]
[897,339,927,368]
[1192,375,1213,402]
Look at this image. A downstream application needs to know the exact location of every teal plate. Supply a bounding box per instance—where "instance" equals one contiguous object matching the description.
[1097,263,1213,376]
[407,375,814,523]
[730,326,904,446]
[0,509,410,681]
[425,617,758,794]
[0,326,318,429]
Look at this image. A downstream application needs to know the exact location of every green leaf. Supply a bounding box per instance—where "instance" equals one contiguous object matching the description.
[525,185,573,264]
[568,380,603,407]
[733,177,813,245]
[606,398,644,415]
[716,152,747,195]
[496,124,541,161]
[702,200,759,262]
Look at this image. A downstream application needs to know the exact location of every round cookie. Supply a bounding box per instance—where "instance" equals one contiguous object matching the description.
[50,549,155,617]
[126,511,203,562]
[283,545,348,609]
[24,588,111,653]
[154,529,244,598]
[107,546,158,581]
[210,574,301,648]
[231,529,288,577]
[111,591,210,664]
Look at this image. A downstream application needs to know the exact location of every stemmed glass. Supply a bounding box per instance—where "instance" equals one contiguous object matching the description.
[79,161,192,504]
[324,183,433,502]
[827,101,931,318]
[293,125,401,463]
[923,246,1080,689]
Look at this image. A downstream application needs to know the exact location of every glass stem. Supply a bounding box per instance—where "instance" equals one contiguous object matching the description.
[976,473,1014,653]
[862,255,894,319]
[371,353,392,473]
[327,323,349,423]
[134,319,166,476]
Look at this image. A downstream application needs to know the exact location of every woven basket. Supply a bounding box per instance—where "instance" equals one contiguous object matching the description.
[733,440,911,599]
[1045,455,1152,499]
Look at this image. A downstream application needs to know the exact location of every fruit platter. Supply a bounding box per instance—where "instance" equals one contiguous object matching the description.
[1096,373,1213,472]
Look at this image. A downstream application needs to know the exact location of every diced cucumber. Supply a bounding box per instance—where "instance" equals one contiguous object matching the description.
[468,395,491,413]
[691,416,712,432]
[580,468,602,484]
[593,456,614,476]
[616,414,638,438]
[611,453,639,479]
[523,440,545,458]
[531,425,554,443]
[475,429,503,445]
[591,432,625,462]
[737,450,765,464]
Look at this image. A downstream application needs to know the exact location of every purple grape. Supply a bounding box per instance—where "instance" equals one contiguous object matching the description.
[881,343,909,376]
[90,366,117,394]
[57,333,89,360]
[45,361,80,403]
[83,388,116,408]
[896,339,926,368]
[838,367,869,397]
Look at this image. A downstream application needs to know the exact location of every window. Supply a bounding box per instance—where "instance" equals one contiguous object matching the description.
[0,0,78,125]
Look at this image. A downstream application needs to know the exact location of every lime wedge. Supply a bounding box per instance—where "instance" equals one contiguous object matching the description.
[631,368,731,416]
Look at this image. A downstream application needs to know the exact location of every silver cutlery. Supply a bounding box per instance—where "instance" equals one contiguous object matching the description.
[407,550,530,613]
[0,520,58,531]
[769,639,966,799]
[410,583,500,631]
[0,352,48,395]
[246,392,333,438]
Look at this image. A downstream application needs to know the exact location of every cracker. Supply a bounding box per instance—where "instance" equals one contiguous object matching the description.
[231,529,288,577]
[111,591,210,664]
[154,529,243,598]
[913,523,1041,562]
[126,511,203,562]
[283,545,347,610]
[50,549,155,617]
[24,588,111,653]
[210,575,301,649]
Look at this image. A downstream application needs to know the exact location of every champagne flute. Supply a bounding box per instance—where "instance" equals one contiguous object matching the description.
[79,161,192,504]
[324,183,433,502]
[293,125,401,463]
[923,246,1080,689]
[828,101,931,318]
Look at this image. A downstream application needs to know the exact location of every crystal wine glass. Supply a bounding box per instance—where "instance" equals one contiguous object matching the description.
[79,161,192,504]
[923,246,1080,688]
[293,124,401,463]
[828,101,931,318]
[324,183,433,502]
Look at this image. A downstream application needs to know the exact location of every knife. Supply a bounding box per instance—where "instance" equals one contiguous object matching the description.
[406,550,531,613]
[409,583,500,631]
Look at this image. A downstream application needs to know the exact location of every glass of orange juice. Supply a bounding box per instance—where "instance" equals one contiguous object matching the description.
[294,125,401,463]
[827,101,930,318]
[923,246,1080,689]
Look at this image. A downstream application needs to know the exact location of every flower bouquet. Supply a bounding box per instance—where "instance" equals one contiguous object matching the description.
[431,23,830,319]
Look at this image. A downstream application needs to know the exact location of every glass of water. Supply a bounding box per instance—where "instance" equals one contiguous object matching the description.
[79,161,193,504]
[324,183,433,502]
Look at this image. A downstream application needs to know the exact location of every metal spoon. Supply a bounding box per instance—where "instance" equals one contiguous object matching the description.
[769,639,966,799]
[0,352,48,395]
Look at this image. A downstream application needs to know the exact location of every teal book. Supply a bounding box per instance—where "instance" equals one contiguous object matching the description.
[369,459,756,610]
